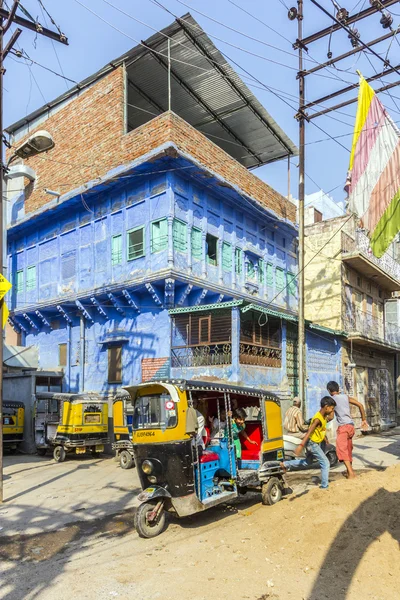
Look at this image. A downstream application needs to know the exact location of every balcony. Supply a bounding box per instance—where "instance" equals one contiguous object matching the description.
[342,230,400,292]
[343,307,400,350]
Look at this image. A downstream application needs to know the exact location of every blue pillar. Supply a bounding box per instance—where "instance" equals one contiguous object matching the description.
[232,306,240,383]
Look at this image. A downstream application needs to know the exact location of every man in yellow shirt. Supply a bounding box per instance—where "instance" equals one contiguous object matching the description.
[281,396,336,489]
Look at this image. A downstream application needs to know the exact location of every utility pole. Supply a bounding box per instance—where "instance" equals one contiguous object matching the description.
[296,0,306,412]
[0,0,67,503]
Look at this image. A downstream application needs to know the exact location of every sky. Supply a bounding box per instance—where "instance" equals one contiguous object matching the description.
[4,0,400,206]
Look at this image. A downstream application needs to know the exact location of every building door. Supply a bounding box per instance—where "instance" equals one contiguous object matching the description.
[286,323,298,397]
[378,368,394,426]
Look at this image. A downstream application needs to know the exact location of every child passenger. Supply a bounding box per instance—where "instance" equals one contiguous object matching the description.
[281,396,336,489]
[230,408,257,461]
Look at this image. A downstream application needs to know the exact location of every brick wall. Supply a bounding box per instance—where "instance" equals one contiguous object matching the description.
[10,66,296,222]
[141,357,170,382]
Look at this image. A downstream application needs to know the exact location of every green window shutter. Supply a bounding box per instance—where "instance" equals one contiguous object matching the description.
[26,265,36,291]
[151,219,168,253]
[16,270,24,294]
[191,227,202,259]
[258,259,264,283]
[266,263,274,287]
[235,248,242,274]
[111,235,122,265]
[173,219,187,252]
[276,267,285,292]
[287,272,297,296]
[127,227,144,260]
[222,242,232,271]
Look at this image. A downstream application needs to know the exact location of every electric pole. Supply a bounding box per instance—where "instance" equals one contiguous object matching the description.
[0,0,68,503]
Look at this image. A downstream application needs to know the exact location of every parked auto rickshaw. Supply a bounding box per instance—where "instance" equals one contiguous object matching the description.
[34,392,109,462]
[112,389,135,469]
[3,401,24,453]
[124,379,288,538]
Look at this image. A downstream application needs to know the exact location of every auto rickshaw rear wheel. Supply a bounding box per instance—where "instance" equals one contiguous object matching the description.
[261,477,283,506]
[135,501,166,538]
[53,446,66,463]
[120,450,134,469]
[327,450,338,467]
[37,448,47,456]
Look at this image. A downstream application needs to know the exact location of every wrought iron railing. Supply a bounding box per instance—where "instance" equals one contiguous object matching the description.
[171,343,232,368]
[343,307,400,346]
[239,343,282,367]
[342,230,400,283]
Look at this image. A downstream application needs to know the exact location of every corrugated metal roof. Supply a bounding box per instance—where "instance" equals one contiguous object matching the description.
[6,14,297,169]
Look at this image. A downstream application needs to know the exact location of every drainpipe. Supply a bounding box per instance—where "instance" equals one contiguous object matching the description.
[68,323,72,393]
[80,315,85,392]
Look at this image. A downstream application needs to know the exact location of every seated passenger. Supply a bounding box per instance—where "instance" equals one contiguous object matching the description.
[209,410,226,445]
[191,399,206,457]
[230,408,257,462]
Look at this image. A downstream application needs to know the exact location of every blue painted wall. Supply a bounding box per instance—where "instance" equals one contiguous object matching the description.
[8,156,340,402]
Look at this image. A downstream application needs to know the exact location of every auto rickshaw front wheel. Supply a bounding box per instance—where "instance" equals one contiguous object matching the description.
[261,477,283,506]
[37,448,47,457]
[120,450,134,469]
[135,501,166,538]
[53,446,66,463]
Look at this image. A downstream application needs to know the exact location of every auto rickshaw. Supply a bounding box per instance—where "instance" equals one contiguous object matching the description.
[3,401,24,453]
[34,392,109,462]
[124,379,288,538]
[112,389,135,469]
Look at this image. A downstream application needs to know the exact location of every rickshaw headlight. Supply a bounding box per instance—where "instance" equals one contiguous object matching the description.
[142,460,154,475]
[148,475,157,483]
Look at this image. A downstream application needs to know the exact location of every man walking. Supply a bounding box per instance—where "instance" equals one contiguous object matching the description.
[283,397,308,438]
[327,381,368,479]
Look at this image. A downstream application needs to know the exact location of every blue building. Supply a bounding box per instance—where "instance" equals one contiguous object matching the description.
[6,16,342,414]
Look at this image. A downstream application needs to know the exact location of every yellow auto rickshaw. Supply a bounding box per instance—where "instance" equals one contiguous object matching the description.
[112,390,135,469]
[34,392,109,462]
[3,400,24,453]
[124,379,288,538]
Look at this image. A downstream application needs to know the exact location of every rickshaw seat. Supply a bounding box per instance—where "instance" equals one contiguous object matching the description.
[241,423,262,461]
[199,451,220,463]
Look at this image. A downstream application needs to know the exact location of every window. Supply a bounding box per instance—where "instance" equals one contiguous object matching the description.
[357,276,362,287]
[35,376,62,393]
[287,272,296,296]
[111,234,122,265]
[133,393,177,430]
[151,219,168,253]
[199,316,211,343]
[246,259,256,280]
[258,259,264,284]
[16,270,23,294]
[235,248,242,274]
[206,234,218,266]
[276,267,285,292]
[173,219,187,253]
[108,345,122,383]
[59,343,67,367]
[266,263,274,287]
[26,265,36,291]
[84,413,101,424]
[222,242,232,271]
[127,227,144,261]
[191,227,202,259]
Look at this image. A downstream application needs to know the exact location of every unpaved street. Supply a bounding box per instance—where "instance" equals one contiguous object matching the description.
[0,431,399,600]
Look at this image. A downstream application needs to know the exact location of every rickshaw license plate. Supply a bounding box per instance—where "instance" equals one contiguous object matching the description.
[76,448,87,454]
[94,445,104,452]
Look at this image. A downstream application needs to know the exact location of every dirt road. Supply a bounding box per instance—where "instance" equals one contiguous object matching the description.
[1,460,399,600]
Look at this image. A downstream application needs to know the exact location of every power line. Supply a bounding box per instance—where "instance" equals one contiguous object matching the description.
[37,0,69,91]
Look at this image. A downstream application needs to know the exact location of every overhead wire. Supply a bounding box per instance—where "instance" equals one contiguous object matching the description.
[37,0,69,91]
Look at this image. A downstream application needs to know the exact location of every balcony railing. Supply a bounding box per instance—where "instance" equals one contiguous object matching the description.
[239,343,282,368]
[342,229,400,283]
[171,343,232,368]
[343,308,400,346]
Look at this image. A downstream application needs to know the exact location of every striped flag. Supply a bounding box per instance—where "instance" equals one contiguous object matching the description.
[346,73,400,258]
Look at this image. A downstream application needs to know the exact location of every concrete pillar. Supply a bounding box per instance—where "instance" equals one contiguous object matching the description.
[202,231,207,278]
[167,216,174,267]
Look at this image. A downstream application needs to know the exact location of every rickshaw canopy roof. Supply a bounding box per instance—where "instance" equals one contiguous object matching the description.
[35,392,106,405]
[3,400,24,409]
[123,379,280,404]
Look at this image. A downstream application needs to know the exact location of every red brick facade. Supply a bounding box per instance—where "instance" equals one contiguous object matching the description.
[141,357,169,382]
[10,66,296,222]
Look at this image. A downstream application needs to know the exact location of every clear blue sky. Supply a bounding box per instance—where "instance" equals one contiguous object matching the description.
[4,0,400,205]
